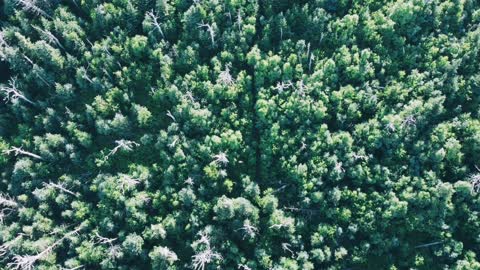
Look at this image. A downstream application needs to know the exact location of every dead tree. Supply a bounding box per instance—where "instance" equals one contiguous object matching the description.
[0,234,24,257]
[198,22,215,46]
[7,224,84,270]
[44,182,78,197]
[3,147,42,160]
[104,140,139,160]
[118,174,140,194]
[1,78,35,105]
[15,0,50,18]
[166,110,176,122]
[213,152,229,166]
[0,194,19,223]
[146,10,165,39]
[218,65,235,86]
[191,231,222,270]
[235,220,258,240]
[32,25,64,50]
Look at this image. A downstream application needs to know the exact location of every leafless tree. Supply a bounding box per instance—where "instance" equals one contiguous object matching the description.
[166,110,176,122]
[213,152,229,166]
[155,246,178,264]
[118,174,140,194]
[146,10,165,39]
[281,242,294,257]
[334,161,344,173]
[235,220,258,240]
[15,0,50,18]
[198,22,215,46]
[44,182,78,197]
[386,122,396,133]
[470,169,480,193]
[238,264,251,270]
[7,225,84,270]
[60,266,84,270]
[402,115,417,127]
[0,234,24,257]
[185,177,195,186]
[104,140,139,160]
[32,25,64,50]
[3,147,42,160]
[274,81,293,94]
[218,65,235,86]
[1,78,34,105]
[94,232,117,246]
[0,194,19,223]
[236,9,243,31]
[191,231,222,270]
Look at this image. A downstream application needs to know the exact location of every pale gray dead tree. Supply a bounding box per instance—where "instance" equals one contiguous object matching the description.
[1,78,35,105]
[238,264,252,270]
[235,220,258,240]
[281,243,294,257]
[155,246,179,264]
[7,224,84,270]
[185,177,195,186]
[0,234,24,257]
[104,140,139,160]
[118,174,140,194]
[236,9,243,31]
[218,65,235,86]
[198,22,215,46]
[3,147,42,160]
[44,182,78,197]
[334,161,344,173]
[94,232,117,247]
[146,10,165,39]
[60,266,84,270]
[32,25,64,50]
[274,81,294,94]
[168,138,179,149]
[15,0,50,18]
[191,231,223,270]
[0,194,19,223]
[386,122,396,133]
[470,166,480,193]
[166,110,176,122]
[402,115,417,127]
[185,91,195,103]
[213,152,229,166]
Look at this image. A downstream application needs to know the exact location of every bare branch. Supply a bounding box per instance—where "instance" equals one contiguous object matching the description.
[1,77,35,105]
[118,174,140,194]
[15,0,50,18]
[235,220,258,240]
[3,147,42,160]
[192,231,222,270]
[7,225,84,270]
[44,182,78,197]
[198,22,215,46]
[218,65,235,86]
[213,152,229,166]
[146,10,165,39]
[104,140,140,161]
[94,232,117,247]
[238,264,251,270]
[166,110,176,122]
[0,234,24,257]
[281,243,294,257]
[32,25,64,50]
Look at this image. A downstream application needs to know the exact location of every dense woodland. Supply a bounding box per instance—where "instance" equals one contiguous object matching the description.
[1,0,480,269]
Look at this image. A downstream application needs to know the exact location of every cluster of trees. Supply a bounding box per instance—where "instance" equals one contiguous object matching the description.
[1,0,480,269]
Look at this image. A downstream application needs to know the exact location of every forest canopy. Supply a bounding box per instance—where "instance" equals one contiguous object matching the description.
[1,0,480,269]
